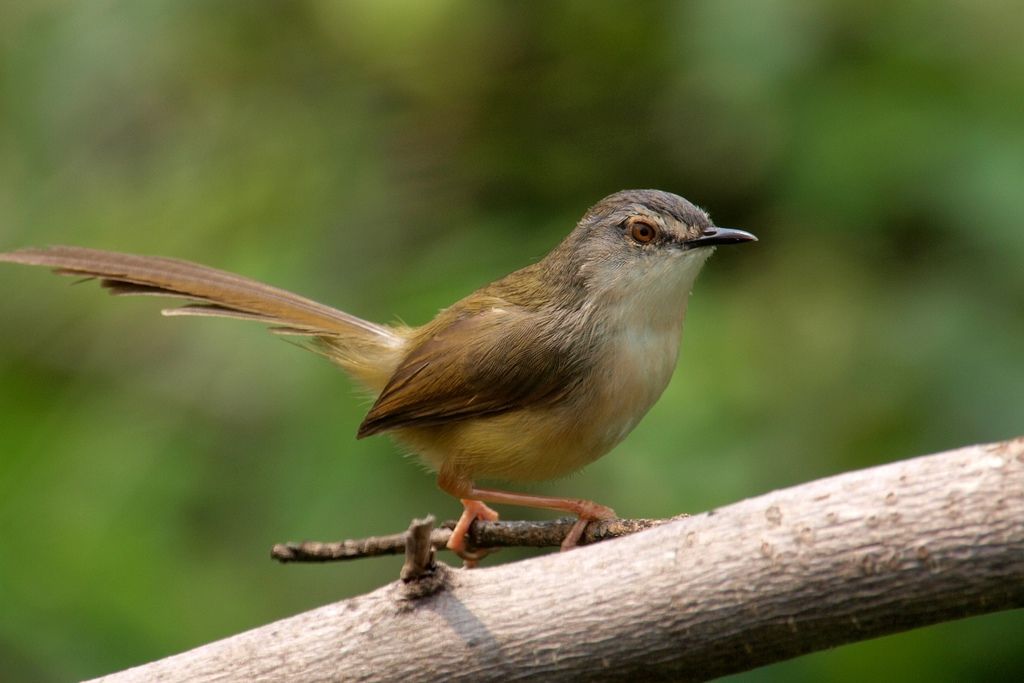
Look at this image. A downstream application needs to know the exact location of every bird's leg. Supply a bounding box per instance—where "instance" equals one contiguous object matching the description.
[438,470,617,557]
[438,470,494,561]
[469,487,617,550]
[449,499,501,565]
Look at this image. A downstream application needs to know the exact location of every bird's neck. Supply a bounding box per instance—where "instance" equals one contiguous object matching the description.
[588,249,712,331]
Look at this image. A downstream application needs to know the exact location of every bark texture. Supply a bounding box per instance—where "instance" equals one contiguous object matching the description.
[90,437,1024,682]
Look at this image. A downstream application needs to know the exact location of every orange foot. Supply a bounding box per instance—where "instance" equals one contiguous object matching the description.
[560,500,617,551]
[447,498,500,565]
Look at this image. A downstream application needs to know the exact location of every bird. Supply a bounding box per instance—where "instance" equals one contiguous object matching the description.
[0,189,755,560]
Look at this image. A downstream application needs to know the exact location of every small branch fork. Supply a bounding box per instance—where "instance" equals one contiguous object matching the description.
[399,515,436,582]
[271,516,686,565]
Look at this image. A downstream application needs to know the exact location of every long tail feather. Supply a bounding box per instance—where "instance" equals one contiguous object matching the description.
[0,246,399,344]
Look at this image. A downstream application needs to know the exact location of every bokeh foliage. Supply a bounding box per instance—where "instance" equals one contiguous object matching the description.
[1,1,1022,680]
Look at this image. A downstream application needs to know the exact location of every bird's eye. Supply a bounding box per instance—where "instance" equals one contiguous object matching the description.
[628,218,658,244]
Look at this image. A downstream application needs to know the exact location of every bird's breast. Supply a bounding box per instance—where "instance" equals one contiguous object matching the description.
[585,311,684,449]
[396,295,691,483]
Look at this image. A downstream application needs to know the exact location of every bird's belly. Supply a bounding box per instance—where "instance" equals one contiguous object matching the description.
[397,325,682,483]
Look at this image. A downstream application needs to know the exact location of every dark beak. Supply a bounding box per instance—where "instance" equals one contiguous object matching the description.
[689,226,757,248]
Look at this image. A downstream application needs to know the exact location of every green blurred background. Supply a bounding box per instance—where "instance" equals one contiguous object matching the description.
[1,1,1022,680]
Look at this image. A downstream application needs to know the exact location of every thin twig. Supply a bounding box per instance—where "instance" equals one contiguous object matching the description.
[270,515,686,563]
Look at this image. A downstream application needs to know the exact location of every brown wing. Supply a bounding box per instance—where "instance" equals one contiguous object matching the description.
[0,245,396,342]
[357,308,586,437]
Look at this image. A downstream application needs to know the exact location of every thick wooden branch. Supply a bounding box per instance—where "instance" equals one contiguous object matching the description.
[91,437,1024,682]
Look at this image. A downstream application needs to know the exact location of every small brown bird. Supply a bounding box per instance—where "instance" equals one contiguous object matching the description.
[0,190,755,558]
